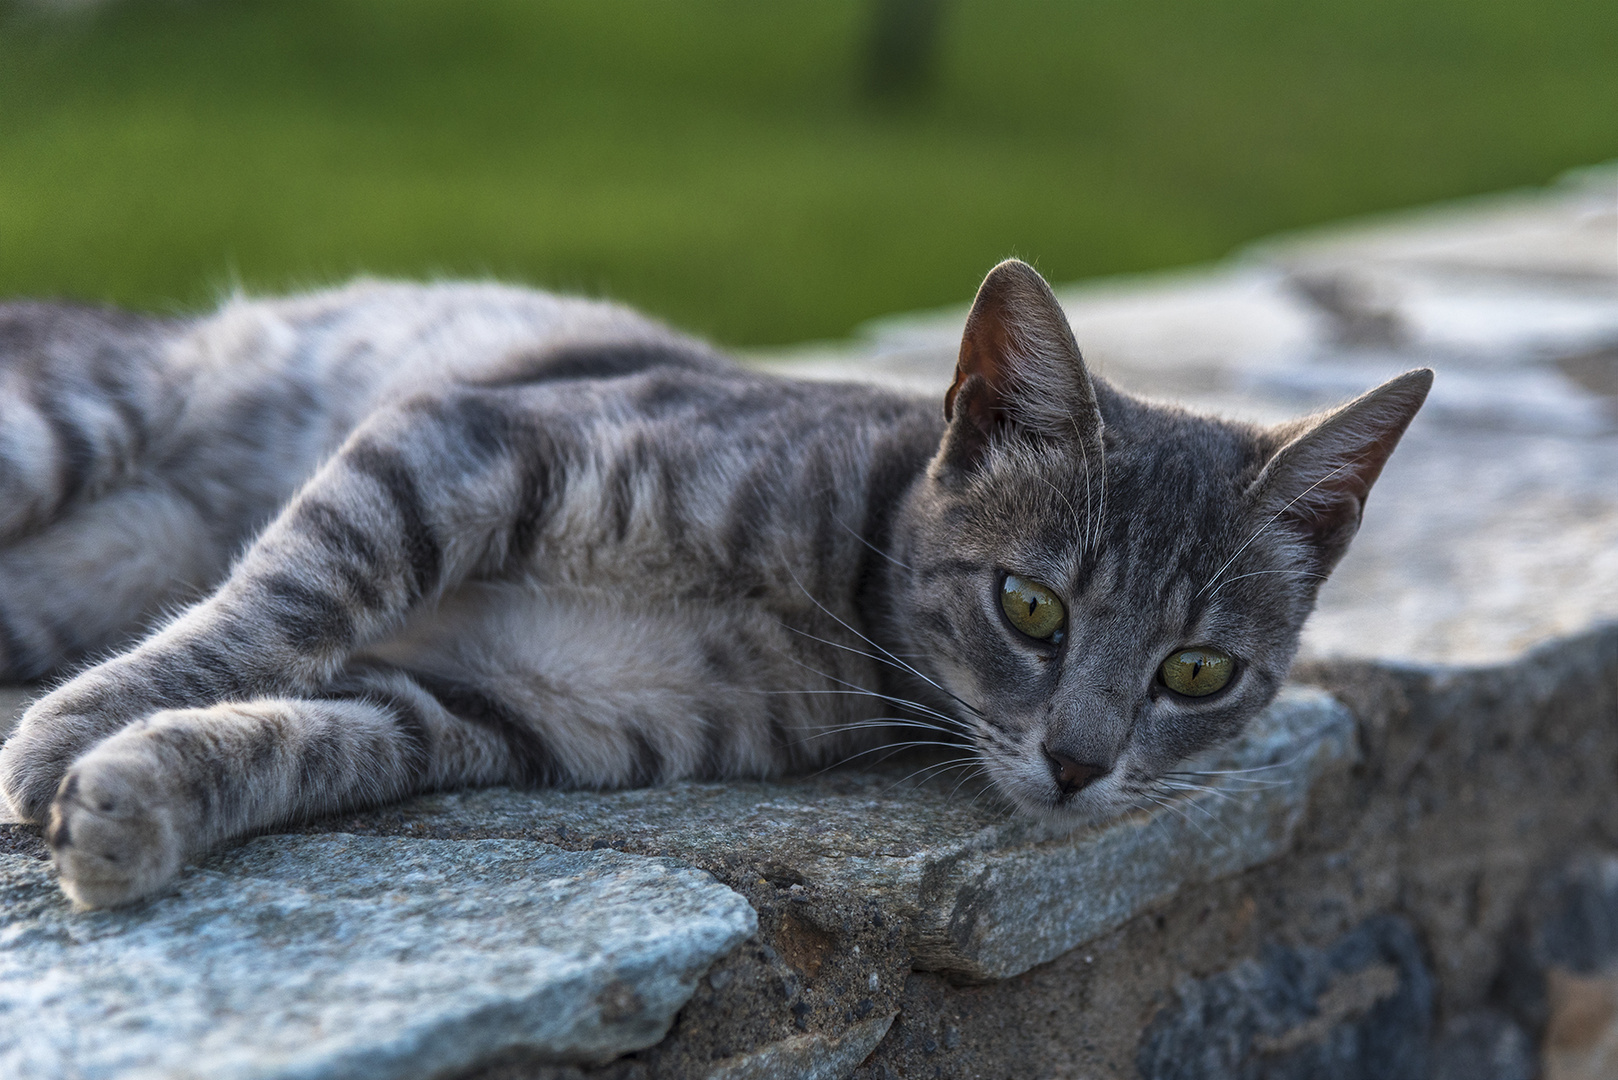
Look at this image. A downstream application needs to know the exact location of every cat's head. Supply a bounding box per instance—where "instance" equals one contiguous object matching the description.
[896,259,1430,820]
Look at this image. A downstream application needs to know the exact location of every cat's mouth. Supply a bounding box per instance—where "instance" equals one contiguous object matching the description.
[983,750,1131,821]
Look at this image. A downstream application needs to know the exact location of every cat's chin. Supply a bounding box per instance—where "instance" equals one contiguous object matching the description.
[1034,797,1134,828]
[990,773,1134,827]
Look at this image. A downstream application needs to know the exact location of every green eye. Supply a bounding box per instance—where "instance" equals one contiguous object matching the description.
[1000,574,1066,642]
[1159,647,1235,697]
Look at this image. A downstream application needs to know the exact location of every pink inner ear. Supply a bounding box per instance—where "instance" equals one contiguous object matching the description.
[940,259,1102,460]
[945,289,1016,425]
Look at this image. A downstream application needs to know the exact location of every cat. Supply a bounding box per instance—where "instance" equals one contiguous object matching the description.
[0,260,1430,909]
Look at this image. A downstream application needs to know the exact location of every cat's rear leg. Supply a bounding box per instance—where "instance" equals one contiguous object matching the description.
[43,665,526,908]
[0,484,227,679]
[0,303,212,678]
[0,302,184,543]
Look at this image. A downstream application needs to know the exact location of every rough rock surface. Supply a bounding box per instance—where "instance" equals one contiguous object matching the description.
[1495,853,1618,1080]
[0,837,755,1080]
[1137,915,1436,1080]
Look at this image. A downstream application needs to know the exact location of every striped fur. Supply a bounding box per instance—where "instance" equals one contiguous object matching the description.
[0,263,1429,907]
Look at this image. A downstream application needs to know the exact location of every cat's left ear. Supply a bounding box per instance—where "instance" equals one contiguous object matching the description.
[1249,368,1433,571]
[939,259,1103,472]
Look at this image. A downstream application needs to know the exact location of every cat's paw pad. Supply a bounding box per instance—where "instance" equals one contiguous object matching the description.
[47,760,183,909]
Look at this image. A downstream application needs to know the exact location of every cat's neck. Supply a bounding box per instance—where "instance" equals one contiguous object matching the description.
[855,438,968,723]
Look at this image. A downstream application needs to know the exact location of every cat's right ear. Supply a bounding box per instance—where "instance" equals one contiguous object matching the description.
[1248,368,1433,573]
[938,260,1103,474]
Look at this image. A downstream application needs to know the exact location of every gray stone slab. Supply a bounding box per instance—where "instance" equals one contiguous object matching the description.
[0,836,756,1080]
[312,687,1355,981]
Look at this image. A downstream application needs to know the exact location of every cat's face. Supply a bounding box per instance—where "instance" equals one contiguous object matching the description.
[901,410,1306,820]
[895,260,1430,820]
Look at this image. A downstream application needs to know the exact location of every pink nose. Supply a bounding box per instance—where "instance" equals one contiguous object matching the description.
[1045,749,1107,797]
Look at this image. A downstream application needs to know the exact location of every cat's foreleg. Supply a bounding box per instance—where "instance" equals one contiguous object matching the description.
[44,666,520,908]
[0,389,560,821]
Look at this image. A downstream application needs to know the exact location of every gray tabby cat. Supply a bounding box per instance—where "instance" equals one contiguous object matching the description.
[0,260,1430,909]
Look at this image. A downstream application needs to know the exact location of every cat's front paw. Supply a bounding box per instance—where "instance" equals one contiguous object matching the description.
[47,752,184,909]
[1,691,135,823]
[0,714,79,824]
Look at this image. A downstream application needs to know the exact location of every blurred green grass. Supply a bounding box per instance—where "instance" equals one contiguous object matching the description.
[1,0,1614,345]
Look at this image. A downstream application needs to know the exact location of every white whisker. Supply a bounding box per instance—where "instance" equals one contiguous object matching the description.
[832,512,912,570]
[752,685,968,731]
[1165,772,1293,789]
[885,756,983,793]
[1157,784,1228,825]
[1208,569,1329,597]
[948,764,990,799]
[782,566,986,719]
[1166,754,1303,778]
[1140,791,1224,849]
[795,718,961,743]
[827,738,975,762]
[770,674,977,747]
[1157,779,1239,805]
[1197,462,1353,597]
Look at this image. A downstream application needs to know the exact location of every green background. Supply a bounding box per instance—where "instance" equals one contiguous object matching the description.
[2,0,1614,345]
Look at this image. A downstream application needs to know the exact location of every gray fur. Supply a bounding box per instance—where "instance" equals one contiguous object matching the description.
[0,265,1429,908]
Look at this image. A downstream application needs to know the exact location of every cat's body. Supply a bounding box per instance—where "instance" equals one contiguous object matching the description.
[0,262,1430,909]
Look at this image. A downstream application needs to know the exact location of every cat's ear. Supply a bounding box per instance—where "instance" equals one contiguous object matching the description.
[1249,368,1433,570]
[939,259,1103,472]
